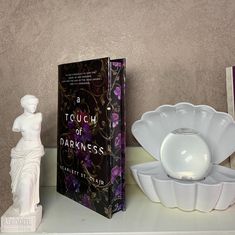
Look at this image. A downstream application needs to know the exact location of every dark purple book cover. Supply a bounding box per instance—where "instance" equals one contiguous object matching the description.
[57,57,126,218]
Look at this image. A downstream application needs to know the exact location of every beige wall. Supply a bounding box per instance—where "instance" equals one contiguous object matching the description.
[1,0,235,215]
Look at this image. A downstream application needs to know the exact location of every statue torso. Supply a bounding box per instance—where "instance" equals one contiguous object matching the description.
[13,113,42,151]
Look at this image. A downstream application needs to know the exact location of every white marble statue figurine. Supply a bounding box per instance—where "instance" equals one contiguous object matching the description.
[1,95,44,232]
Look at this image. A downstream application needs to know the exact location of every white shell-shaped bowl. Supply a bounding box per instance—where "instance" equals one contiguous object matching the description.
[131,103,235,212]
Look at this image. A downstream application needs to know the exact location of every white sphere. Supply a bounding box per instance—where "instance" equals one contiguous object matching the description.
[160,128,211,181]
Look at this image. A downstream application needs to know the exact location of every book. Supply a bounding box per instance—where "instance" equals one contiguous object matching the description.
[226,66,235,168]
[226,66,235,118]
[57,57,126,218]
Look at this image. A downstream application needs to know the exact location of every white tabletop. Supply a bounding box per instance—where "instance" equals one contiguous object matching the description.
[2,147,235,234]
[31,184,235,234]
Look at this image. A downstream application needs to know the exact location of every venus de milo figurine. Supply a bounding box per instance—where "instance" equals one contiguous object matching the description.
[1,95,44,232]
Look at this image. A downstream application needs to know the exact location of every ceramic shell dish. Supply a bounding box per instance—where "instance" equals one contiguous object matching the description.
[131,103,235,212]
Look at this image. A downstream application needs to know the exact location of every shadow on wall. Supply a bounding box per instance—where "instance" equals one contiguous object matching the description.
[41,111,57,147]
[126,69,140,146]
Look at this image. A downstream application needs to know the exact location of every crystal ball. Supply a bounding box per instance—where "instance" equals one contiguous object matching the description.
[160,128,211,181]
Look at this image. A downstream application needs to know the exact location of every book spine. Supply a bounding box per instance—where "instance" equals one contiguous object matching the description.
[226,66,234,169]
[121,59,126,211]
[226,66,234,118]
[120,59,126,211]
[109,59,126,216]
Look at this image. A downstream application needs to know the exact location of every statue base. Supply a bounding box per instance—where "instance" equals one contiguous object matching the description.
[1,205,42,232]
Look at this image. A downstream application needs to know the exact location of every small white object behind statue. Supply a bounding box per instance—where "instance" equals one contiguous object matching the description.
[1,95,44,232]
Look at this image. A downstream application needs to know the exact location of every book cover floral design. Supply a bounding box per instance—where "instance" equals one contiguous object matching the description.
[57,58,125,218]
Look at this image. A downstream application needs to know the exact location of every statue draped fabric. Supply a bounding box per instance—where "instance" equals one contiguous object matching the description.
[10,95,44,216]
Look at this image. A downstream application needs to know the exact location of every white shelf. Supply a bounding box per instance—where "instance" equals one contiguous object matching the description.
[3,148,235,234]
[7,184,235,234]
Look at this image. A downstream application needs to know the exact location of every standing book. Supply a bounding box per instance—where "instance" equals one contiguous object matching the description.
[57,57,126,218]
[226,66,235,118]
[226,66,235,168]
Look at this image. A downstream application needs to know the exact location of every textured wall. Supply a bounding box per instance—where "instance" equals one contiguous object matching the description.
[1,0,235,215]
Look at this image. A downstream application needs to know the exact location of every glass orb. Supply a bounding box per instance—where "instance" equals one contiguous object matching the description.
[160,128,211,181]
